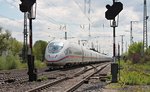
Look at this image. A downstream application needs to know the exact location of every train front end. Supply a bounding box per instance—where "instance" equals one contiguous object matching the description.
[45,40,67,66]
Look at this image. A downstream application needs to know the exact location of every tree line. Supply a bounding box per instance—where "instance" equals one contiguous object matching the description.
[124,42,150,64]
[0,27,48,64]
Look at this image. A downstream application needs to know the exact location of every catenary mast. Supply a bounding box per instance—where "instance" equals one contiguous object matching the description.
[143,0,149,52]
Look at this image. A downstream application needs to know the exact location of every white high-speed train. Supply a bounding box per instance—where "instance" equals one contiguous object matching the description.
[45,40,112,67]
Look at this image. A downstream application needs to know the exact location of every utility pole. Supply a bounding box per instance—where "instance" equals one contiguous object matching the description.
[65,31,67,40]
[84,0,86,14]
[118,43,120,80]
[64,25,67,40]
[120,35,125,55]
[126,41,128,53]
[84,0,91,37]
[130,21,138,45]
[60,25,67,40]
[130,21,133,45]
[88,0,91,37]
[143,0,149,54]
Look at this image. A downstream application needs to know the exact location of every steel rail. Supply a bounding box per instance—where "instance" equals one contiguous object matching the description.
[26,77,68,92]
[25,63,109,92]
[65,63,109,92]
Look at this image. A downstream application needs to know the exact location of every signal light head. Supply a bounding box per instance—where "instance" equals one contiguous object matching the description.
[19,0,36,12]
[105,2,123,20]
[106,4,111,9]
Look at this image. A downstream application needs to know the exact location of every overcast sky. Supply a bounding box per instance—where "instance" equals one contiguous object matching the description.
[0,0,150,56]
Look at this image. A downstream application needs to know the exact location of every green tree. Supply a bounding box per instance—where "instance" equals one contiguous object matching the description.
[128,42,142,56]
[9,38,23,56]
[33,40,48,61]
[128,42,142,63]
[0,27,23,56]
[0,27,11,55]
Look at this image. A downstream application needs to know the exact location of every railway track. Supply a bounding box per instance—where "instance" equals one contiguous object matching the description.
[0,67,72,84]
[0,66,87,85]
[0,63,111,92]
[0,68,47,84]
[0,65,86,92]
[26,63,110,92]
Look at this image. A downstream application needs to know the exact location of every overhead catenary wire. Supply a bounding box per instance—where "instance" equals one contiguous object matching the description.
[73,0,91,22]
[2,0,108,39]
[0,14,22,24]
[5,0,18,9]
[39,0,89,26]
[36,0,91,38]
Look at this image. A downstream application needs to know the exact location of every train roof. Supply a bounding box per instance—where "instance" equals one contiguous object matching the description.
[48,39,111,57]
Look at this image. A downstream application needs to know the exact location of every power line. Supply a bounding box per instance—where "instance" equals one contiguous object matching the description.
[73,0,91,22]
[0,14,22,24]
[5,0,18,9]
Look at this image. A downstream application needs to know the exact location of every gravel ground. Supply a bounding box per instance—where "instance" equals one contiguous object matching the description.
[75,81,106,92]
[74,77,150,92]
[0,66,85,92]
[103,84,150,92]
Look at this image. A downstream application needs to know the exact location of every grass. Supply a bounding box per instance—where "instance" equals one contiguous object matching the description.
[37,76,48,81]
[34,60,46,68]
[106,60,150,92]
[120,70,150,85]
[0,55,46,70]
[118,60,150,85]
[0,55,25,70]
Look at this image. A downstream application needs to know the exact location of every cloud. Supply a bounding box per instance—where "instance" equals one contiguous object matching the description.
[0,0,150,56]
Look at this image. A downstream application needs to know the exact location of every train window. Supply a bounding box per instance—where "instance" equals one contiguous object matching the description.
[48,42,64,54]
[64,48,70,55]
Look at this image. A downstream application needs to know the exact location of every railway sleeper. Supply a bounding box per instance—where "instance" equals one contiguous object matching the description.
[84,79,89,84]
[4,78,16,83]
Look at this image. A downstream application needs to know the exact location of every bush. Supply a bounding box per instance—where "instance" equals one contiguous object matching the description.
[131,53,141,64]
[140,55,150,63]
[119,61,150,85]
[0,56,5,70]
[0,55,26,70]
[120,71,142,85]
[34,60,46,68]
[0,55,46,70]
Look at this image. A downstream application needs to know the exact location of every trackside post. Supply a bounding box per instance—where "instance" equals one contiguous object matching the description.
[19,0,37,81]
[27,55,37,81]
[111,63,118,83]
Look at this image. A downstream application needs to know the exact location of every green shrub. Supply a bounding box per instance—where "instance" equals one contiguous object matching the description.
[140,55,150,63]
[34,60,46,68]
[120,71,141,85]
[0,55,27,70]
[119,61,150,85]
[0,56,5,70]
[0,55,46,70]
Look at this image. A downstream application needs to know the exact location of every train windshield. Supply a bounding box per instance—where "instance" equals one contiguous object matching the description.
[48,42,64,54]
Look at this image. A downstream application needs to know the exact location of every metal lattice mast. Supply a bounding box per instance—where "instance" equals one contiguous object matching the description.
[143,0,148,50]
[23,12,28,62]
[84,0,91,37]
[130,21,133,45]
[88,0,91,37]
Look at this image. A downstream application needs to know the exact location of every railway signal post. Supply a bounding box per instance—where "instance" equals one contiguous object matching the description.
[105,0,123,83]
[19,0,37,81]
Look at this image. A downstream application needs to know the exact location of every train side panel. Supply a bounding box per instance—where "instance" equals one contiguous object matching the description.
[63,42,83,65]
[45,40,112,67]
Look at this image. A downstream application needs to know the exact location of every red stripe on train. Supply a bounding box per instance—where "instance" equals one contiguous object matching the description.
[46,55,98,62]
[46,55,82,62]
